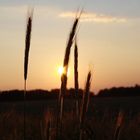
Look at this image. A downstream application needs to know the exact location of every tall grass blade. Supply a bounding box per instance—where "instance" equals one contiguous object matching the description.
[56,12,80,139]
[24,10,33,81]
[80,71,92,140]
[59,15,80,120]
[23,9,33,140]
[114,110,124,140]
[74,37,79,117]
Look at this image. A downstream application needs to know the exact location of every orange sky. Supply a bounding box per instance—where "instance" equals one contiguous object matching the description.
[0,1,140,93]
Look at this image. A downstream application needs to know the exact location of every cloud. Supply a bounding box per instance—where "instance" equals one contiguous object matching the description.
[59,11,127,23]
[0,6,127,23]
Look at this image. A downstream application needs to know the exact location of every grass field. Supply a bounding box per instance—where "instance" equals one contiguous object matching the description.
[0,97,140,140]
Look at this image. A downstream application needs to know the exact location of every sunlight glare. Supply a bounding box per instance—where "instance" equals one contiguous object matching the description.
[58,66,64,76]
[58,66,70,76]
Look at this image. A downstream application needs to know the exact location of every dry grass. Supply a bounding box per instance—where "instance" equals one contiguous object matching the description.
[24,9,33,82]
[114,110,124,140]
[80,71,92,140]
[58,13,80,129]
[74,38,79,117]
[24,9,33,140]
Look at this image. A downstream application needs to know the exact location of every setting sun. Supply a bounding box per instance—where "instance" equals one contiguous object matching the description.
[58,66,70,76]
[58,66,64,76]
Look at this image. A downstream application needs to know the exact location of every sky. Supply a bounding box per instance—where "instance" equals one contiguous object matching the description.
[0,0,140,93]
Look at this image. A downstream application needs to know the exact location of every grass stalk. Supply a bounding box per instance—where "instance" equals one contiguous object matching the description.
[24,9,33,140]
[114,110,124,140]
[74,38,79,117]
[59,14,80,122]
[80,71,92,140]
[56,12,81,139]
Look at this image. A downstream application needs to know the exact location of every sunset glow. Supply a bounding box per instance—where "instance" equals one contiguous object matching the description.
[58,66,70,77]
[58,66,64,76]
[0,0,140,93]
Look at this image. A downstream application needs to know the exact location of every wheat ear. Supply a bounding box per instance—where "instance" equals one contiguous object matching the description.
[24,9,33,140]
[74,37,79,117]
[80,71,92,140]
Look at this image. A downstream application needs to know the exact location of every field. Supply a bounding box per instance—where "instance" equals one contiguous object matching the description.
[0,96,140,140]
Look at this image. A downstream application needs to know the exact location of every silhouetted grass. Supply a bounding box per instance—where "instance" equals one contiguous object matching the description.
[74,38,79,117]
[58,13,80,135]
[24,9,33,140]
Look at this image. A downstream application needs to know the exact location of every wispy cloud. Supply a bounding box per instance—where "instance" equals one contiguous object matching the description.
[0,6,127,23]
[59,11,127,23]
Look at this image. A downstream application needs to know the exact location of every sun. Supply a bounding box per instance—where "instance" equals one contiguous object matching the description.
[58,66,70,76]
[58,66,64,76]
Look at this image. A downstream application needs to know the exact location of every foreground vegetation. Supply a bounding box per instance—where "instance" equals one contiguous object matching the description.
[0,98,140,140]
